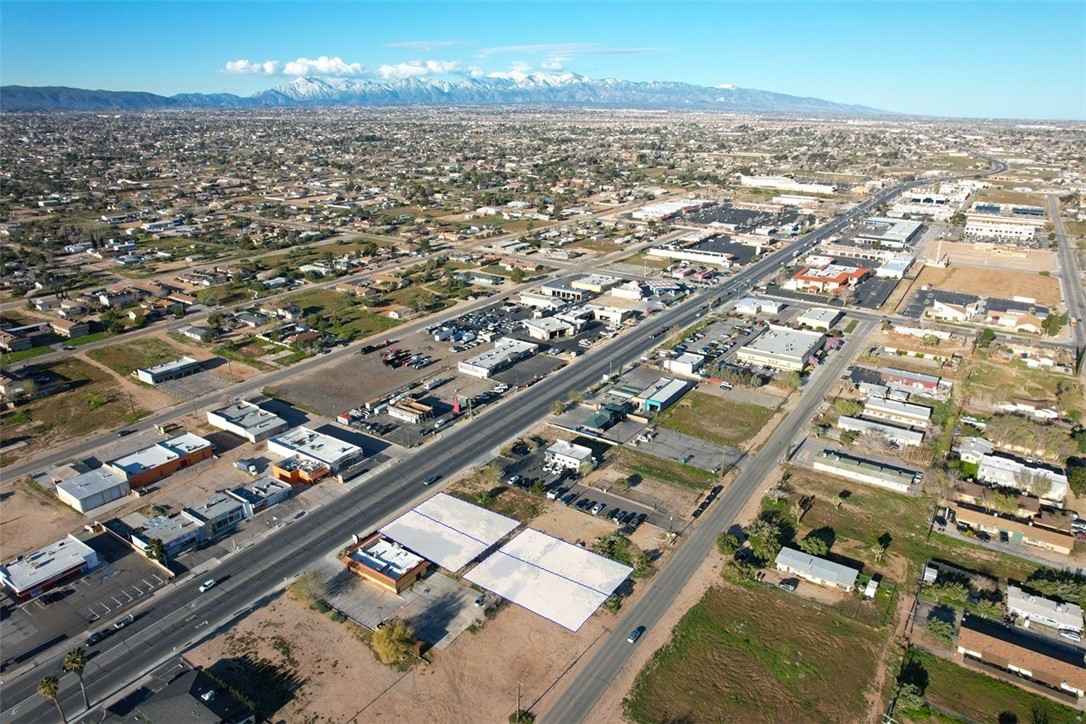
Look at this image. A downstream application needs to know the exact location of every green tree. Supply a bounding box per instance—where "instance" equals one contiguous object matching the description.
[716,531,742,556]
[291,571,328,605]
[987,491,1019,515]
[924,617,954,644]
[510,268,526,283]
[38,675,67,723]
[370,619,416,665]
[779,371,802,390]
[977,328,997,348]
[144,538,166,564]
[509,710,536,724]
[64,647,89,710]
[893,682,926,714]
[550,400,566,416]
[1069,464,1086,498]
[797,535,828,556]
[746,518,783,563]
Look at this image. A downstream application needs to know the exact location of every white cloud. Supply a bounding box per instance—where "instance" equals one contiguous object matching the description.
[384,40,467,51]
[282,56,366,77]
[223,59,280,75]
[540,56,567,71]
[716,83,737,90]
[377,59,481,80]
[478,43,665,59]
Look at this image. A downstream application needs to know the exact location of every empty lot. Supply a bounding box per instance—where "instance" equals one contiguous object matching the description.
[913,265,1061,305]
[655,390,777,448]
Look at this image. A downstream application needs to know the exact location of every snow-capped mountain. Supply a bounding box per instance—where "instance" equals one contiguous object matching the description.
[1,73,888,115]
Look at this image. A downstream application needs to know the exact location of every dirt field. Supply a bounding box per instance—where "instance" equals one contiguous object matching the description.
[0,480,83,558]
[913,265,1062,306]
[623,583,884,723]
[917,237,1057,273]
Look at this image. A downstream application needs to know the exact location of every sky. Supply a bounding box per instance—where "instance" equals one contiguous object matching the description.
[1,1,1083,120]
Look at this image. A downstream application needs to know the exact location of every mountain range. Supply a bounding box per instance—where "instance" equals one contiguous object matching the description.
[0,72,887,115]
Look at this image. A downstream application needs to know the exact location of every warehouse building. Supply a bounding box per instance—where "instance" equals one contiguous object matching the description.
[387,398,434,424]
[736,325,826,372]
[0,535,100,601]
[105,433,214,488]
[664,352,705,377]
[853,217,923,249]
[135,356,203,385]
[796,307,842,331]
[55,468,130,513]
[459,338,538,379]
[631,377,688,413]
[206,400,289,443]
[523,317,577,341]
[130,513,206,559]
[267,427,365,473]
[813,449,919,494]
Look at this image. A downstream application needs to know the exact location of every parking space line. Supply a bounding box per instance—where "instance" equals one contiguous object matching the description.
[123,591,133,602]
[112,596,123,606]
[131,583,143,594]
[152,574,165,584]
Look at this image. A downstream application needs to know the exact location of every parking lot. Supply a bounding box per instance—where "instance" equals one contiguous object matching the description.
[0,532,169,670]
[158,365,235,400]
[634,427,741,474]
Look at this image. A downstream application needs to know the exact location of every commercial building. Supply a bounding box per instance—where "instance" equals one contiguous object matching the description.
[267,426,365,473]
[546,440,595,471]
[523,317,576,341]
[734,297,784,316]
[271,456,330,484]
[812,450,918,494]
[571,274,621,293]
[631,198,711,221]
[206,400,289,443]
[584,295,642,325]
[957,616,1086,698]
[538,282,588,302]
[838,416,925,448]
[135,356,203,385]
[226,476,292,512]
[458,338,538,379]
[184,494,251,539]
[55,467,130,513]
[1007,585,1084,633]
[786,263,868,294]
[341,532,431,594]
[862,397,932,429]
[664,352,705,377]
[774,546,859,592]
[965,214,1043,243]
[853,217,923,249]
[105,433,214,488]
[647,245,734,268]
[739,176,835,194]
[796,307,842,331]
[0,535,100,601]
[952,504,1074,556]
[387,398,434,424]
[736,325,826,372]
[631,377,688,413]
[977,454,1068,505]
[129,512,206,558]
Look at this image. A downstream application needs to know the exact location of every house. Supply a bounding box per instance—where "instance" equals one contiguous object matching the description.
[958,436,994,464]
[1007,585,1084,633]
[998,398,1060,421]
[976,453,1067,505]
[177,325,215,343]
[879,367,941,393]
[49,318,91,339]
[952,503,1074,556]
[260,302,304,321]
[954,482,1039,519]
[774,546,859,592]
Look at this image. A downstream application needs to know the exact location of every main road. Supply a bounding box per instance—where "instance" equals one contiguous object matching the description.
[1047,194,1086,367]
[0,168,974,721]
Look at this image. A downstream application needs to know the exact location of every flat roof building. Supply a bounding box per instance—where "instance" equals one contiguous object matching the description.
[523,317,576,341]
[135,356,203,385]
[388,398,434,424]
[129,512,206,558]
[267,427,364,473]
[1007,585,1084,633]
[184,494,251,539]
[341,532,430,594]
[55,467,130,513]
[952,504,1074,556]
[546,440,595,471]
[796,307,842,331]
[736,324,826,372]
[664,352,705,377]
[862,397,932,429]
[879,367,942,393]
[226,476,293,512]
[207,400,289,443]
[632,377,688,412]
[978,453,1067,505]
[853,217,923,249]
[775,546,859,592]
[458,338,538,379]
[0,535,100,601]
[105,433,214,488]
[813,449,918,494]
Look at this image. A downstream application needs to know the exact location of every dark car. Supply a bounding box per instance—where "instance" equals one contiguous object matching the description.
[423,475,441,486]
[778,579,798,592]
[976,531,991,542]
[117,429,135,437]
[633,512,648,527]
[85,630,111,646]
[627,626,645,643]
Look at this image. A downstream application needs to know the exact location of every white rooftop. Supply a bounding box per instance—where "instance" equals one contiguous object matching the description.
[0,535,98,594]
[547,439,593,461]
[798,307,841,325]
[464,529,633,632]
[208,400,286,435]
[776,546,859,589]
[270,427,362,467]
[137,355,199,376]
[349,536,425,580]
[1007,585,1084,632]
[107,433,212,476]
[55,467,128,501]
[380,492,519,573]
[741,325,825,359]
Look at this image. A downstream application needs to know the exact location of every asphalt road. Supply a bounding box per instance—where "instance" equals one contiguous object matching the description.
[1048,194,1086,362]
[0,171,959,721]
[543,318,876,724]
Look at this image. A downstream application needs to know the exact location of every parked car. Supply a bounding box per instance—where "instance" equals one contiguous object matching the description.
[85,629,111,645]
[778,579,798,592]
[560,492,576,506]
[507,475,523,486]
[591,502,606,516]
[1059,629,1082,642]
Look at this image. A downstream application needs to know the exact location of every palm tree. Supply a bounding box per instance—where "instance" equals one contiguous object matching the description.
[37,675,67,723]
[64,647,89,710]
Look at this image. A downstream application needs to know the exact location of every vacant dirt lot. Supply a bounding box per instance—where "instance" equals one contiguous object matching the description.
[0,481,83,558]
[624,583,884,723]
[656,390,777,448]
[914,264,1061,305]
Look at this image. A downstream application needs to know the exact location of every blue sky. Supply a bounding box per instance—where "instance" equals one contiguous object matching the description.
[1,1,1083,119]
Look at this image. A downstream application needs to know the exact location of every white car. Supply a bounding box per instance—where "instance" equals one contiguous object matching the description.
[199,579,217,593]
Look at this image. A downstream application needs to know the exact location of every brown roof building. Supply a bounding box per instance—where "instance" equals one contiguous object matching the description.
[957,616,1086,698]
[952,503,1074,556]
